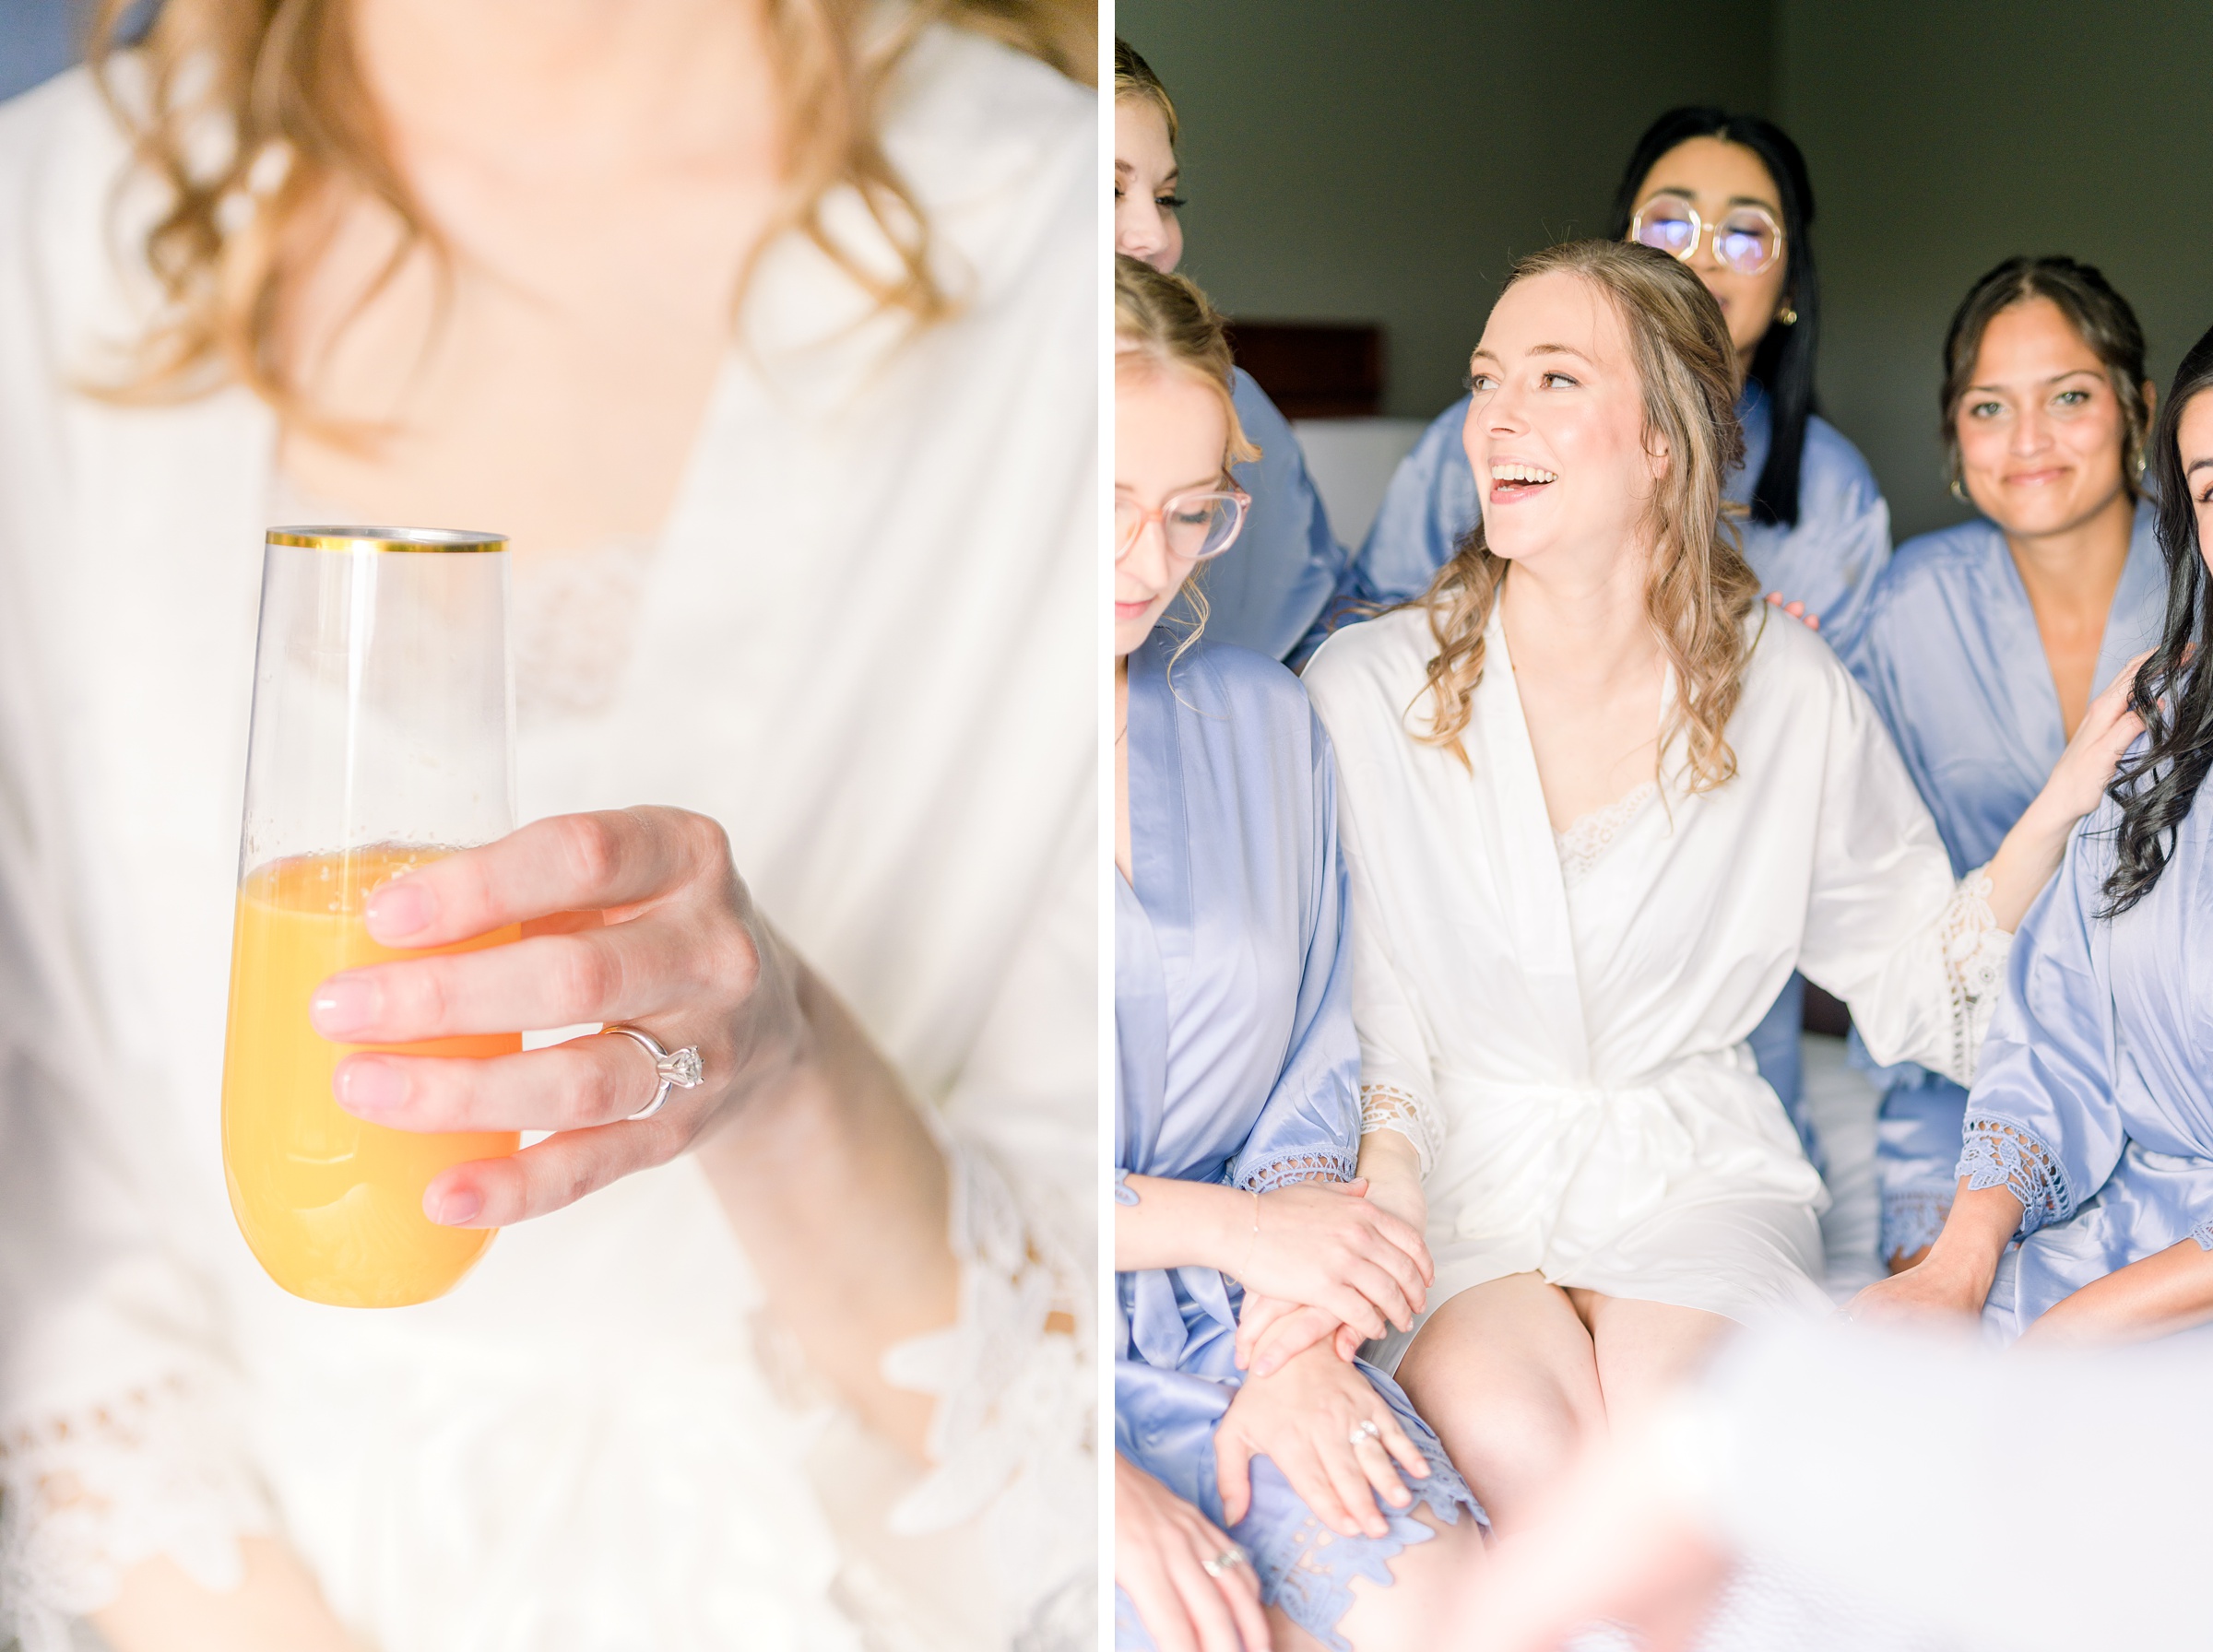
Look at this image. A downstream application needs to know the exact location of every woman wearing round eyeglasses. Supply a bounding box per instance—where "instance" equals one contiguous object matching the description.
[1114,254,1484,1652]
[1351,108,1889,647]
[1340,108,1892,1164]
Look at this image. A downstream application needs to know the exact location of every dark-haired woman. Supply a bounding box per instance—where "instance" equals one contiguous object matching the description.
[1339,109,1890,1145]
[1853,320,2213,1345]
[1844,257,2166,1271]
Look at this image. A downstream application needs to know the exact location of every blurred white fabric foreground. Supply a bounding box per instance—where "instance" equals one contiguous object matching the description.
[1568,1320,2212,1652]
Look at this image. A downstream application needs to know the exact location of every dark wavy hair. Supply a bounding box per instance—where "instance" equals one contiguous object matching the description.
[2103,322,2213,915]
[1940,256,2152,504]
[1608,107,1818,530]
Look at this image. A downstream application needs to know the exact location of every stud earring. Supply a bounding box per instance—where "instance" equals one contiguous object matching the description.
[1777,304,1799,325]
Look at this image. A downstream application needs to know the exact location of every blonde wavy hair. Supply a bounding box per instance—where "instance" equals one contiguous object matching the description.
[85,0,1092,416]
[1114,254,1257,657]
[1416,239,1759,791]
[1112,37,1177,144]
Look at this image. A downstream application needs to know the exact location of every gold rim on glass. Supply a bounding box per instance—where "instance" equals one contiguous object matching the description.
[266,525,508,553]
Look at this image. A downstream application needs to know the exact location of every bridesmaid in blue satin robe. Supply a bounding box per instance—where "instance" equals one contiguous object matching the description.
[1115,631,1480,1650]
[1961,776,2213,1341]
[1847,502,2163,1263]
[1851,315,2213,1346]
[1845,254,2167,1267]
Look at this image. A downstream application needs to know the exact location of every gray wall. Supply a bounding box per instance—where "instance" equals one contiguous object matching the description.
[1118,1,1772,425]
[1121,0,2213,541]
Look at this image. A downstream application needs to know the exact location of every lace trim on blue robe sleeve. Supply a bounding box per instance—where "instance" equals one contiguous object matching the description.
[1959,1117,2072,1237]
[1235,1150,1357,1195]
[2192,1216,2213,1253]
[1113,1169,1139,1206]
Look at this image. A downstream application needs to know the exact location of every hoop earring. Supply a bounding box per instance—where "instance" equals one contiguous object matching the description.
[1949,476,1969,504]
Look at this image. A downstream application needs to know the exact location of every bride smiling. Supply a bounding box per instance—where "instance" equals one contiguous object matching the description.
[1298,237,2137,1532]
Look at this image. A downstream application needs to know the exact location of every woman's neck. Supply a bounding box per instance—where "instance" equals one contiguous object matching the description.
[355,0,780,173]
[2004,487,2136,618]
[1496,537,1664,693]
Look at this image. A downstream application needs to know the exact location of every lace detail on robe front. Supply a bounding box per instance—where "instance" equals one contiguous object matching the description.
[879,1136,1094,1649]
[1958,1117,2072,1238]
[1553,781,1657,891]
[1358,1083,1443,1179]
[1929,867,2011,1085]
[0,1375,271,1652]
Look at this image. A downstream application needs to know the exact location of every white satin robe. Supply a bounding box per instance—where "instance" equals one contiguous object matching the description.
[0,27,1093,1652]
[1302,605,2006,1345]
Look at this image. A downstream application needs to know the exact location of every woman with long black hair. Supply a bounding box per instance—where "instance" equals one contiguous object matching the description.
[1854,320,2213,1344]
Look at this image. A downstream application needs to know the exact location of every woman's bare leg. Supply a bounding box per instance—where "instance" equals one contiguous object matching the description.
[1394,1272,1604,1531]
[1567,1290,1734,1434]
[1265,1504,1486,1651]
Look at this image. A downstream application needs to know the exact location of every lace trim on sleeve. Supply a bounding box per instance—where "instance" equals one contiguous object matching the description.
[880,1138,1093,1633]
[1936,867,2012,1085]
[1958,1117,2071,1238]
[1234,1150,1357,1195]
[1359,1083,1442,1180]
[2192,1216,2213,1253]
[0,1375,271,1652]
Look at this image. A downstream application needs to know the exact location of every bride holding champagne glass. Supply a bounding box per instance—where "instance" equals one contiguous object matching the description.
[0,2,1096,1648]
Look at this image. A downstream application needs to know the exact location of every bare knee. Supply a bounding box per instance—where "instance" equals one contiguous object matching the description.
[1402,1368,1593,1529]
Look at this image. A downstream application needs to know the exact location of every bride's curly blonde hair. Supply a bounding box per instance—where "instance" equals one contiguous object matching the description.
[83,0,1089,417]
[1415,239,1760,792]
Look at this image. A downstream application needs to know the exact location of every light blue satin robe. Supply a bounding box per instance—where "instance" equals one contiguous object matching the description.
[1114,632,1478,1651]
[1167,370,1348,665]
[1331,379,1891,1145]
[1846,504,2166,1259]
[1963,759,2213,1342]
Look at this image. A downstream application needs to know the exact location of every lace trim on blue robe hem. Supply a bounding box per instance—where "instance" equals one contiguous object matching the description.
[1249,1431,1483,1652]
[1881,1186,1952,1263]
[1237,1151,1358,1196]
[1959,1118,2071,1237]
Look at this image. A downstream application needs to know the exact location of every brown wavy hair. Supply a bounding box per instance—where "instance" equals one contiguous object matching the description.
[1414,239,1759,791]
[83,0,1091,417]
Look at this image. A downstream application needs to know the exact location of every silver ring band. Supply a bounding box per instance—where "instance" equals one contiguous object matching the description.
[1201,1544,1249,1577]
[600,1024,704,1120]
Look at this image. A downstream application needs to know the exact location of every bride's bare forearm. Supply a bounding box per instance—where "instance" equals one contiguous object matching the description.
[693,966,955,1457]
[1983,794,2077,930]
[93,1536,357,1652]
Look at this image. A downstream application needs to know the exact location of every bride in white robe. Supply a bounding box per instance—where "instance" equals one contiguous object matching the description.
[1298,239,2137,1530]
[0,7,1093,1651]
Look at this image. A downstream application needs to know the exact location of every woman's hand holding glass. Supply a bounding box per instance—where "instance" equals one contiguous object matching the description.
[1213,1340,1432,1541]
[1229,1178,1433,1344]
[312,806,804,1227]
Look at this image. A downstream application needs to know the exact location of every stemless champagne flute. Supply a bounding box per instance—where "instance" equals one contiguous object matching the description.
[221,526,521,1308]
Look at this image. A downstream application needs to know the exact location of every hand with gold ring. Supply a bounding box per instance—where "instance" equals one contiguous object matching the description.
[313,806,809,1228]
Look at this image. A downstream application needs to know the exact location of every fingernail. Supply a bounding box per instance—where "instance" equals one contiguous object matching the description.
[336,1058,405,1117]
[310,974,378,1038]
[367,876,434,940]
[427,1186,482,1226]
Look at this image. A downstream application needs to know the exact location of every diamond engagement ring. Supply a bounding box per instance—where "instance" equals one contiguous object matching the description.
[600,1024,704,1120]
[1201,1545,1249,1578]
[1349,1420,1382,1448]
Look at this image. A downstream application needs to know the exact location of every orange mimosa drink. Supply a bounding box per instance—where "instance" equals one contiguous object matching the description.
[221,845,520,1307]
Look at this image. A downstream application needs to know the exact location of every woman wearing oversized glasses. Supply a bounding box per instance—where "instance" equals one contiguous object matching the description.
[1351,107,1889,648]
[1114,255,1484,1652]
